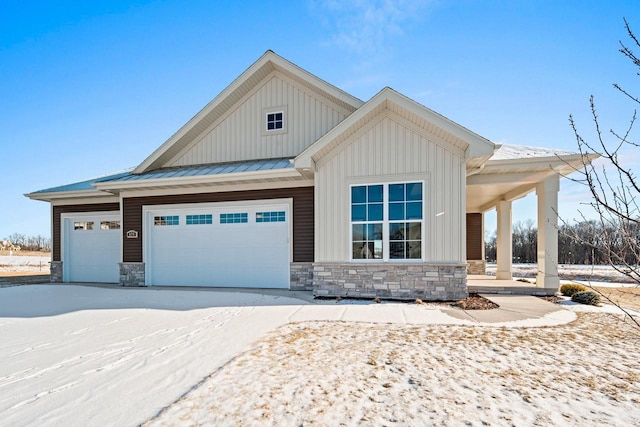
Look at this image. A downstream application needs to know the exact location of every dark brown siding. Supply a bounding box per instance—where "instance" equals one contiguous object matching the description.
[466,213,483,260]
[52,203,120,261]
[123,186,314,263]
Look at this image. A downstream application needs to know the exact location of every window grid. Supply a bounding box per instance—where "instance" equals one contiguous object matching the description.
[186,214,213,225]
[220,213,248,224]
[154,215,179,226]
[351,185,384,260]
[100,221,121,230]
[74,221,94,231]
[256,211,286,223]
[350,182,423,261]
[388,183,423,260]
[266,112,283,130]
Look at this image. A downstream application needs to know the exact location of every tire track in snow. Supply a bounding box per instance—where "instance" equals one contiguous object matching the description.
[6,380,80,411]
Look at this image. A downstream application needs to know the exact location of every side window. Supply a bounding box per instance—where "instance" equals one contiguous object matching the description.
[351,185,383,259]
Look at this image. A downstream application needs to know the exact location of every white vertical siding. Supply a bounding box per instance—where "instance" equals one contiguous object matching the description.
[169,73,348,166]
[315,112,466,263]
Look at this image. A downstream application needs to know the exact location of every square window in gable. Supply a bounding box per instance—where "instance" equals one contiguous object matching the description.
[263,106,288,135]
[266,112,283,130]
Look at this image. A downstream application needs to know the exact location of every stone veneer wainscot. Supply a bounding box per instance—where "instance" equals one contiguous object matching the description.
[119,262,145,287]
[50,261,63,283]
[290,262,314,291]
[312,263,467,300]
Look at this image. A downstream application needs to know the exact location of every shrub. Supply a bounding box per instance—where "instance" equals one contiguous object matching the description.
[571,291,602,306]
[560,283,587,297]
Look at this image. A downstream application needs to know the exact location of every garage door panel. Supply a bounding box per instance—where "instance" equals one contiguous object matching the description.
[63,215,120,283]
[146,203,290,288]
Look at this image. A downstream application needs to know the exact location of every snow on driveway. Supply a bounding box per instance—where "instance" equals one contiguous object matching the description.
[0,285,307,427]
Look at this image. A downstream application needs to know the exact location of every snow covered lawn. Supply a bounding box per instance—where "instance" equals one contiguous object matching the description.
[147,313,640,426]
[0,285,309,426]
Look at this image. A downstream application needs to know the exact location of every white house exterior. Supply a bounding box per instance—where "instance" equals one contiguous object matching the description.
[27,51,594,300]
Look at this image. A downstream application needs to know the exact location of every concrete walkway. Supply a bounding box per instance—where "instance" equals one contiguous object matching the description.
[442,294,576,326]
[7,282,577,327]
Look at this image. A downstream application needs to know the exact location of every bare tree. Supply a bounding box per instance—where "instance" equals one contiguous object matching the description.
[566,18,639,327]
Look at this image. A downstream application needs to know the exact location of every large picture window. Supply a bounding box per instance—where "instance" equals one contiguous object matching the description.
[351,182,423,261]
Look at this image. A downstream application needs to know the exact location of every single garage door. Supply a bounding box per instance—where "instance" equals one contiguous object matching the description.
[145,201,290,288]
[62,213,121,283]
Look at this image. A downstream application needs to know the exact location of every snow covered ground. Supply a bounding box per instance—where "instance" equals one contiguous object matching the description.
[1,284,637,426]
[0,285,309,426]
[486,262,637,284]
[0,255,50,273]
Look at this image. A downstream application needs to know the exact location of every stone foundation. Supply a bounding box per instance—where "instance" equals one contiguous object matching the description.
[290,262,314,291]
[50,261,63,283]
[119,262,146,287]
[313,263,467,300]
[467,259,486,275]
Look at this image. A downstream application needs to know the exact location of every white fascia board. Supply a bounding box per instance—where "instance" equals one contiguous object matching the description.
[484,153,595,174]
[295,87,495,168]
[382,88,494,157]
[24,189,112,202]
[95,168,303,191]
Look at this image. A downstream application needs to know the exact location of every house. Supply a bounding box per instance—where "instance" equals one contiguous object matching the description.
[26,51,593,300]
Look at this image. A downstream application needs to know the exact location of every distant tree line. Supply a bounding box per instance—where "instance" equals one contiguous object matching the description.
[1,233,51,252]
[484,219,639,265]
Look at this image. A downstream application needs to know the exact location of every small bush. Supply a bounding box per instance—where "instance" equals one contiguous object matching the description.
[560,283,587,297]
[571,291,602,306]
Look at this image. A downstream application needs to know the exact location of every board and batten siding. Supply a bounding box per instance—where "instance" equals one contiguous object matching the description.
[315,112,466,263]
[168,73,349,167]
[122,187,314,263]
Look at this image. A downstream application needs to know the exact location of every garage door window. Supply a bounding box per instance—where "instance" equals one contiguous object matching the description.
[220,213,248,224]
[74,221,94,231]
[100,221,120,230]
[154,216,179,226]
[256,211,285,223]
[186,214,213,225]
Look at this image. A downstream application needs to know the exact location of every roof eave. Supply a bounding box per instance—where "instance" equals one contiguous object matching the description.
[24,189,112,202]
[295,87,495,168]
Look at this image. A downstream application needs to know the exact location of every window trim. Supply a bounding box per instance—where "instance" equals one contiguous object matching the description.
[262,106,288,136]
[349,181,425,263]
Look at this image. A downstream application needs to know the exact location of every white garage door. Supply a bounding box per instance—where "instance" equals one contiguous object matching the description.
[62,213,121,283]
[145,201,290,288]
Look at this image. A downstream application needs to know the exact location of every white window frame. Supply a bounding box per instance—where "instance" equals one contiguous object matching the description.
[262,106,288,136]
[349,181,425,263]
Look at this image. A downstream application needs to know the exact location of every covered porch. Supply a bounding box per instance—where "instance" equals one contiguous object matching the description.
[465,145,595,292]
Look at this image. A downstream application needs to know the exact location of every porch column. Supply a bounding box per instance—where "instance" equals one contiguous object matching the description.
[496,200,512,280]
[536,175,560,289]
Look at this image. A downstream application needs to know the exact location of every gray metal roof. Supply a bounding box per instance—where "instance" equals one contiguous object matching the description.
[108,157,293,183]
[31,158,294,194]
[30,170,133,194]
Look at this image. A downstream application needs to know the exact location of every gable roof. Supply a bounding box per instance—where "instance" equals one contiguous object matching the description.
[133,50,364,174]
[294,87,496,170]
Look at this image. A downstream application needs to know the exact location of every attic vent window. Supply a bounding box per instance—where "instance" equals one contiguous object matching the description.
[266,112,284,131]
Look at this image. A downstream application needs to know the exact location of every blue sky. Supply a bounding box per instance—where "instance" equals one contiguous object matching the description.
[1,0,639,239]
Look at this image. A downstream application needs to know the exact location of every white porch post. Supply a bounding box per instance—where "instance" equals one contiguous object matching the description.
[496,200,512,280]
[536,175,560,289]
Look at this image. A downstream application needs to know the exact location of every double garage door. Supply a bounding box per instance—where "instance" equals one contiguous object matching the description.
[145,201,291,288]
